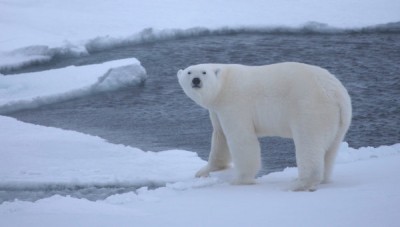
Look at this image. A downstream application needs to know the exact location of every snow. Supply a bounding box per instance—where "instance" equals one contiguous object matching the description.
[0,58,146,113]
[1,0,400,226]
[0,116,205,187]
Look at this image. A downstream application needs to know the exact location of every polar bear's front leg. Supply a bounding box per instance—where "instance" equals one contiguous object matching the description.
[226,130,261,185]
[195,112,231,177]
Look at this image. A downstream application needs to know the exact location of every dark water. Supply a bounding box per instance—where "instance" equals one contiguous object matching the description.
[0,183,161,203]
[1,29,400,202]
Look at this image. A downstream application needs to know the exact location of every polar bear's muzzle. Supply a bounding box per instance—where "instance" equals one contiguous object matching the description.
[191,77,202,88]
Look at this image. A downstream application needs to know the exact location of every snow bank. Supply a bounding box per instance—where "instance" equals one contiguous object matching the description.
[83,22,400,53]
[0,58,146,114]
[337,142,400,163]
[0,115,398,226]
[0,116,205,189]
[0,45,86,72]
[1,0,400,71]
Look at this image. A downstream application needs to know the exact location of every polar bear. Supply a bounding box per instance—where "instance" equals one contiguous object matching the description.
[177,62,352,191]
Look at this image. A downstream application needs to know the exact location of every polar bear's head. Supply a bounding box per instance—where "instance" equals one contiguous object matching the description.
[177,64,222,109]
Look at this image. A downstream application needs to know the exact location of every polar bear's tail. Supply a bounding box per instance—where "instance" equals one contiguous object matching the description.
[323,81,352,183]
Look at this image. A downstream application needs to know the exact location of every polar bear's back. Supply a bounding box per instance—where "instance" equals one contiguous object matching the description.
[218,62,343,103]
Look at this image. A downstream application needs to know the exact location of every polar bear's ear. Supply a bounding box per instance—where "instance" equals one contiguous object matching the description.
[177,69,183,76]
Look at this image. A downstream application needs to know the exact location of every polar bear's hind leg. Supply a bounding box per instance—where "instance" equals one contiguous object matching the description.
[292,139,325,191]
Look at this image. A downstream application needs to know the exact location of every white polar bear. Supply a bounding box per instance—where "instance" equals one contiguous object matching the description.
[177,62,352,191]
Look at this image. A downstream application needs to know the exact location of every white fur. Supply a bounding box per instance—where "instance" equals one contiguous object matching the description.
[177,62,352,191]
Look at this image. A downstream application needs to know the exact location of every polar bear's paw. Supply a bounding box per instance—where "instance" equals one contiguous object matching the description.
[291,180,318,192]
[195,165,213,178]
[195,164,231,178]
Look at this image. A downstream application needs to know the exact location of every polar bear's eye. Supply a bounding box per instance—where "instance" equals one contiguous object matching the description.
[202,71,207,75]
[188,71,191,75]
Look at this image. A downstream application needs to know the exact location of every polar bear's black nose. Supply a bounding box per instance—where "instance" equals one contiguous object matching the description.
[192,77,201,88]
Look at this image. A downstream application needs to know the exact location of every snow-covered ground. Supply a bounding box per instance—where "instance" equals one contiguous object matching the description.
[0,116,399,226]
[1,0,400,226]
[0,116,205,187]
